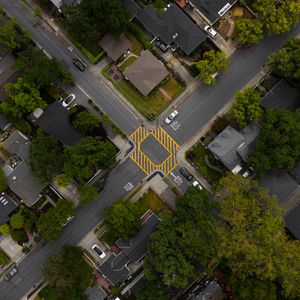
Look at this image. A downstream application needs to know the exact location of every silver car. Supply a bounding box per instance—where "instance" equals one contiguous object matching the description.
[62,94,76,108]
[204,26,218,38]
[165,110,179,124]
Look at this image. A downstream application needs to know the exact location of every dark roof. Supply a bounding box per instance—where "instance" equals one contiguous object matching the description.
[86,285,107,300]
[0,114,11,131]
[285,202,300,240]
[136,4,206,55]
[122,0,141,18]
[123,50,168,96]
[0,192,17,225]
[5,161,46,207]
[192,281,223,300]
[99,213,159,285]
[3,130,30,161]
[290,162,300,184]
[99,34,131,61]
[190,0,236,24]
[261,80,300,111]
[260,170,299,205]
[36,102,83,146]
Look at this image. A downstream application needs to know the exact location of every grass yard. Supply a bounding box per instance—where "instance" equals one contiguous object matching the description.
[136,189,164,216]
[0,251,10,266]
[162,77,185,98]
[125,32,144,55]
[119,56,137,72]
[188,143,224,185]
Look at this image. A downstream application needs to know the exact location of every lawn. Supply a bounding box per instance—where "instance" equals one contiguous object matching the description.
[125,32,144,55]
[0,251,10,266]
[162,77,185,98]
[136,189,164,216]
[188,143,224,185]
[119,56,137,72]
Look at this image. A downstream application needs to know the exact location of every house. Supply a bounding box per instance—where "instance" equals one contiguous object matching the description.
[136,4,207,55]
[261,79,300,111]
[35,101,83,146]
[99,213,159,285]
[122,0,141,19]
[190,280,223,300]
[49,0,79,10]
[188,0,237,25]
[208,123,260,175]
[0,193,17,225]
[123,50,168,96]
[2,130,47,207]
[0,114,11,132]
[86,285,107,300]
[99,34,131,62]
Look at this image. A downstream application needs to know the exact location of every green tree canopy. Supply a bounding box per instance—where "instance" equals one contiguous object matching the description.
[196,50,227,85]
[0,12,20,50]
[78,185,99,205]
[268,37,300,83]
[230,87,262,128]
[14,46,73,88]
[64,136,117,185]
[217,173,300,298]
[249,109,300,174]
[0,168,7,191]
[61,0,129,40]
[105,199,141,240]
[234,18,263,47]
[10,212,24,229]
[37,200,75,240]
[29,129,64,185]
[136,281,170,300]
[43,245,93,299]
[1,78,47,118]
[0,224,10,235]
[72,111,99,133]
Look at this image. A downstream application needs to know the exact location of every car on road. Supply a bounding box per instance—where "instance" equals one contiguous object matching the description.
[192,180,203,190]
[204,26,218,38]
[165,110,178,124]
[92,244,106,259]
[179,167,194,181]
[5,267,18,281]
[63,215,74,227]
[62,94,76,108]
[72,58,86,71]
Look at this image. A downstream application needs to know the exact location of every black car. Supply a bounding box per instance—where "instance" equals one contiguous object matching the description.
[72,58,86,71]
[5,267,18,281]
[179,167,194,181]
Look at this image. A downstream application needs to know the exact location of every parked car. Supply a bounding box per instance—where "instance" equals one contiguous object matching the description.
[62,94,76,108]
[92,244,106,259]
[63,215,74,227]
[204,26,218,38]
[179,167,194,181]
[72,58,86,71]
[5,267,18,281]
[192,180,203,190]
[165,110,179,124]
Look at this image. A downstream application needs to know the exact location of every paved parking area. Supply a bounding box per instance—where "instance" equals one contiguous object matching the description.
[0,235,24,263]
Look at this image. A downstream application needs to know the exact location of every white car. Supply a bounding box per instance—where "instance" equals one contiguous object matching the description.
[192,180,203,190]
[62,94,76,108]
[92,244,106,259]
[204,26,218,38]
[165,110,179,124]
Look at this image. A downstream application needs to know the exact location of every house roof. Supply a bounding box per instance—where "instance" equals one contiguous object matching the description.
[99,213,159,285]
[192,280,223,300]
[0,192,17,225]
[99,34,131,61]
[36,101,83,146]
[3,130,30,161]
[290,162,300,184]
[122,0,141,18]
[86,285,107,300]
[123,50,168,96]
[0,114,11,131]
[285,202,300,240]
[6,161,46,207]
[261,80,300,111]
[189,0,236,24]
[136,4,206,55]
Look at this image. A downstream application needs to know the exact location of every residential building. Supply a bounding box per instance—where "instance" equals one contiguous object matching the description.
[123,50,168,96]
[49,0,79,10]
[208,123,260,175]
[86,285,107,300]
[122,0,141,19]
[0,193,17,225]
[188,0,237,25]
[99,213,159,285]
[189,280,223,300]
[0,114,11,132]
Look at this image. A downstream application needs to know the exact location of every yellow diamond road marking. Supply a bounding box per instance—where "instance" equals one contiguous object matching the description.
[130,127,179,175]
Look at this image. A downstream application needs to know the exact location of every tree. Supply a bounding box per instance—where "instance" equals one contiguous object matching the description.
[78,185,99,205]
[14,47,73,88]
[234,18,263,47]
[1,78,47,118]
[196,50,227,85]
[268,37,300,83]
[230,88,262,128]
[136,281,170,300]
[11,229,28,244]
[10,212,24,229]
[29,129,64,184]
[43,245,93,299]
[37,200,75,240]
[0,169,7,191]
[64,136,117,185]
[55,174,72,187]
[72,111,99,133]
[105,199,141,240]
[249,109,300,174]
[217,174,300,298]
[0,15,20,49]
[0,224,10,235]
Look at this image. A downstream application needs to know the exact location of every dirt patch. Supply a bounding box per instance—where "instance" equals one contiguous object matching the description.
[159,87,172,101]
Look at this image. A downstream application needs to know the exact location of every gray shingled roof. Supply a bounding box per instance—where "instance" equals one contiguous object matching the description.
[290,162,300,184]
[261,79,300,111]
[99,34,131,61]
[86,285,107,300]
[0,114,11,131]
[122,0,141,18]
[192,280,223,300]
[124,50,168,96]
[36,102,83,146]
[0,192,17,225]
[136,4,206,55]
[285,202,300,240]
[190,0,236,24]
